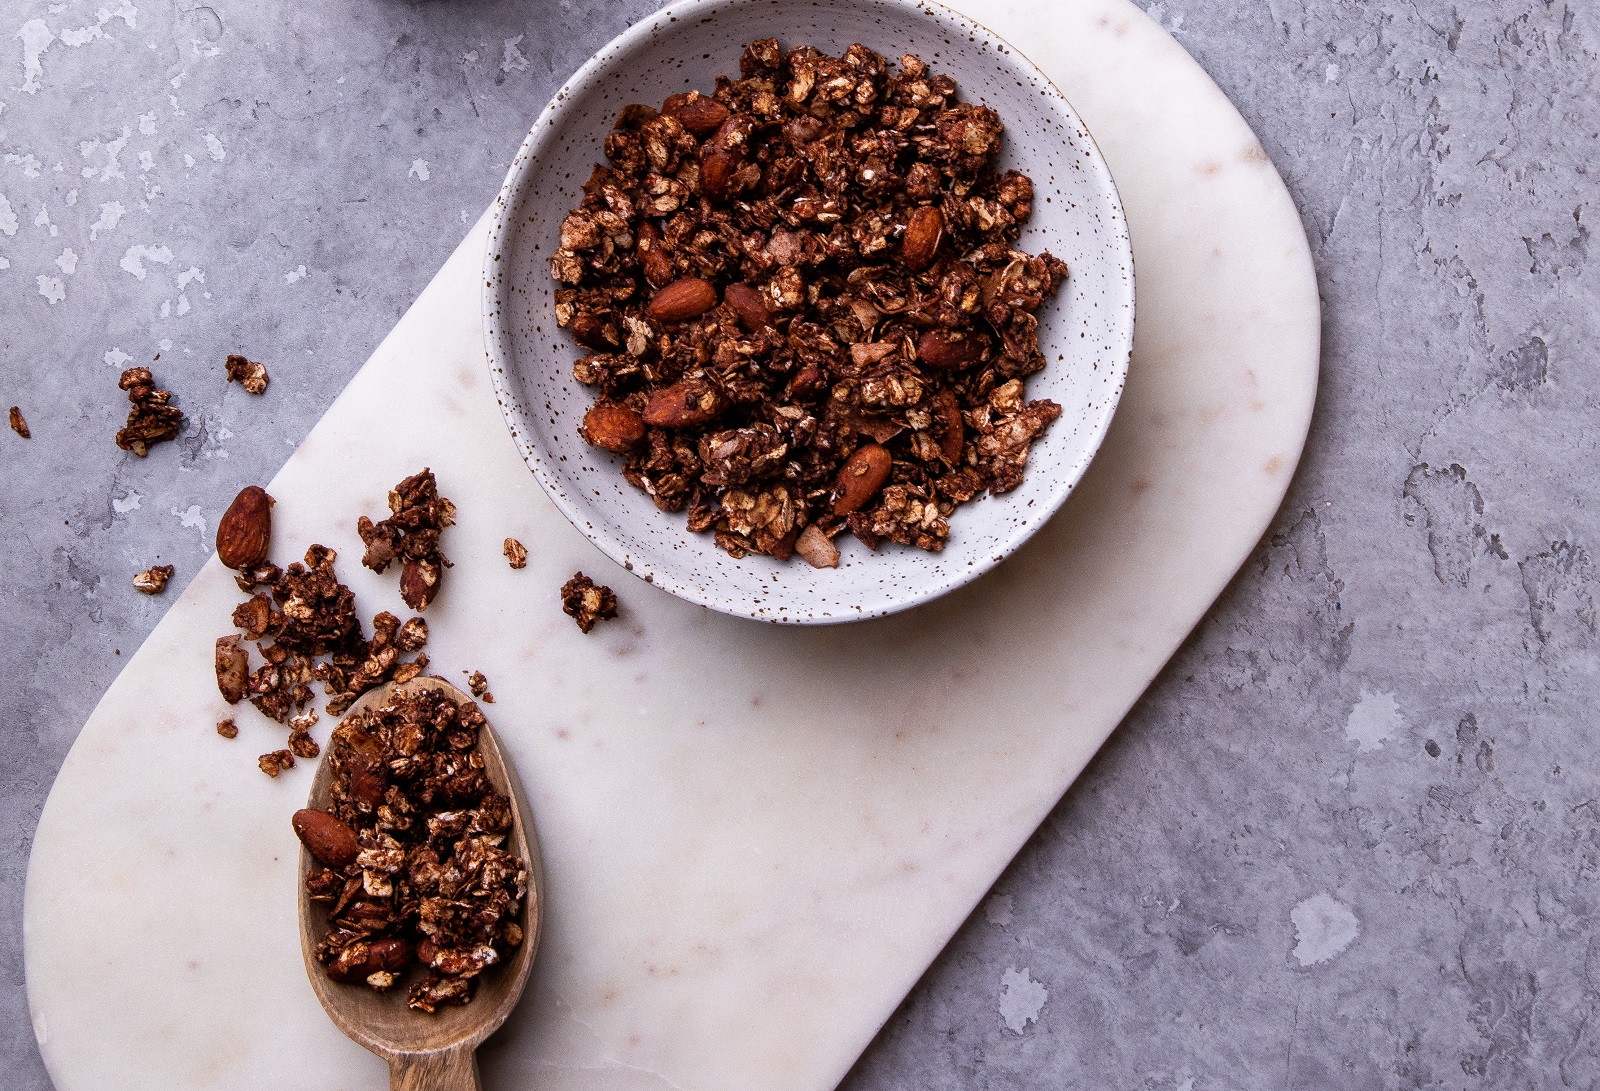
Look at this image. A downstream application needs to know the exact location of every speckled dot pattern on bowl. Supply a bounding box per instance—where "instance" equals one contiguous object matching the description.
[484,0,1133,624]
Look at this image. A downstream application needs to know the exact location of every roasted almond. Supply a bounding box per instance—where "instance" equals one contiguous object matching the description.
[643,380,723,428]
[646,277,719,323]
[902,205,944,272]
[636,221,674,287]
[724,282,773,332]
[569,312,617,351]
[832,443,893,514]
[699,149,741,201]
[580,402,647,453]
[215,635,248,704]
[400,558,441,612]
[786,364,827,399]
[671,93,731,138]
[215,485,273,570]
[917,329,986,370]
[935,388,965,464]
[292,808,360,868]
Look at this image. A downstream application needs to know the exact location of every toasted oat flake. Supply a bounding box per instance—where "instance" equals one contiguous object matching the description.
[216,718,238,739]
[502,537,528,569]
[8,406,29,438]
[133,563,174,594]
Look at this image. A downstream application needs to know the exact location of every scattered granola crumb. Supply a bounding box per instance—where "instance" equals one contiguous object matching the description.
[560,572,619,633]
[467,670,494,703]
[259,749,295,777]
[216,718,238,739]
[115,366,184,456]
[132,563,174,594]
[503,537,528,570]
[8,406,29,439]
[224,354,270,395]
[357,469,455,611]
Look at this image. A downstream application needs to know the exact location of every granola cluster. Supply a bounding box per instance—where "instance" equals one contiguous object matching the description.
[559,572,619,633]
[551,39,1068,562]
[215,543,430,765]
[115,366,184,456]
[225,354,270,395]
[301,685,528,1012]
[358,469,456,611]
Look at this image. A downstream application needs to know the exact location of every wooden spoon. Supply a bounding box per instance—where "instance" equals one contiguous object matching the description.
[296,676,543,1091]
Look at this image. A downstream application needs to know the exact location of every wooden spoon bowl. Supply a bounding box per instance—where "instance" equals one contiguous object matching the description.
[296,677,543,1091]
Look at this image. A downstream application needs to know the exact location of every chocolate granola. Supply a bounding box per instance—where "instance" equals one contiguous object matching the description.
[225,354,270,395]
[358,469,456,611]
[299,684,528,1011]
[560,572,618,633]
[550,40,1068,563]
[115,366,184,456]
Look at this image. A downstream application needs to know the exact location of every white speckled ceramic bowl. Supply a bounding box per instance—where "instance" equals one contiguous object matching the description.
[485,0,1133,624]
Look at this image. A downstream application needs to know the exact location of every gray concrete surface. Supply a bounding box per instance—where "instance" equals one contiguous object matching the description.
[2,0,1595,1087]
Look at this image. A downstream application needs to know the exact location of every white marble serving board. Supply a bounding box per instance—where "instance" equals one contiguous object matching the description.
[24,1,1319,1088]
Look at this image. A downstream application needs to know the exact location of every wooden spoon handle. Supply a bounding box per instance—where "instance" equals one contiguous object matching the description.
[389,1046,480,1091]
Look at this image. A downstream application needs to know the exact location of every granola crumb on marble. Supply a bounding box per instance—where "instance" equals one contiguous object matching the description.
[560,572,619,633]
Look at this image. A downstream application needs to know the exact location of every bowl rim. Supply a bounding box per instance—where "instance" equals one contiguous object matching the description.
[483,0,1135,625]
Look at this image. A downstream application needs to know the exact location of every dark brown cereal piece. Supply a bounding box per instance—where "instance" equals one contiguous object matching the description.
[560,572,619,633]
[258,749,295,777]
[115,367,184,456]
[216,718,238,739]
[132,564,174,594]
[503,538,528,570]
[467,671,494,703]
[224,354,269,395]
[8,406,29,438]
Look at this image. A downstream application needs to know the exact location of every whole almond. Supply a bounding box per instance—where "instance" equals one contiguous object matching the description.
[366,937,414,973]
[636,222,674,287]
[646,277,719,323]
[643,380,723,428]
[699,149,741,201]
[832,443,893,514]
[786,364,827,399]
[724,282,773,332]
[215,635,248,704]
[580,402,647,453]
[902,205,944,272]
[917,329,986,370]
[215,485,273,570]
[569,312,617,351]
[662,92,691,114]
[292,808,360,868]
[400,558,441,612]
[672,94,731,138]
[935,388,965,464]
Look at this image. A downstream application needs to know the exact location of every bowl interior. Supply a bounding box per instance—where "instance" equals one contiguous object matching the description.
[485,0,1132,624]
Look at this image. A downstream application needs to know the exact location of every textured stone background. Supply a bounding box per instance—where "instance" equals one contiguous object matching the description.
[2,0,1595,1087]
